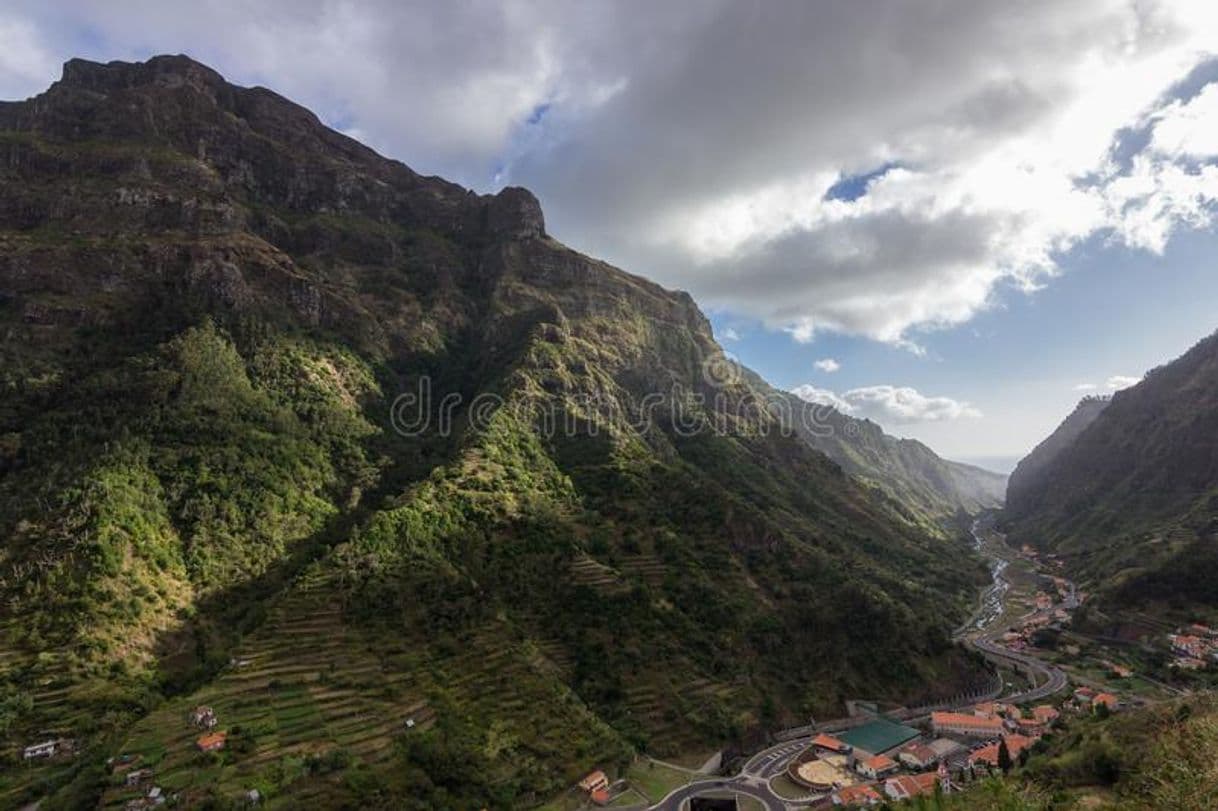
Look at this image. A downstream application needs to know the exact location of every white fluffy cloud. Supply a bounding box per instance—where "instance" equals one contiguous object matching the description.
[1107,374,1142,389]
[792,384,981,424]
[2,2,1217,348]
[813,358,841,373]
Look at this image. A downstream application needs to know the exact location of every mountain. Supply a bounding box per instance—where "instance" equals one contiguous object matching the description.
[1003,330,1218,615]
[0,56,989,809]
[745,372,1005,537]
[1006,395,1109,508]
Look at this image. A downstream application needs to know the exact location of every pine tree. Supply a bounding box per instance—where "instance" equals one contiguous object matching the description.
[997,738,1013,773]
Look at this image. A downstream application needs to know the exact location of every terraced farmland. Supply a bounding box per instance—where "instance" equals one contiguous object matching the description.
[100,567,630,808]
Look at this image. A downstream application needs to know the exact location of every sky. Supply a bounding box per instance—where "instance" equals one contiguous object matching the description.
[2,1,1217,467]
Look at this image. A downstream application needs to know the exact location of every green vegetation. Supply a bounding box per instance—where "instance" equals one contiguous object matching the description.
[1,55,994,809]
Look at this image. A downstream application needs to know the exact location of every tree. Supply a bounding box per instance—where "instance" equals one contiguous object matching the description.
[997,739,1013,773]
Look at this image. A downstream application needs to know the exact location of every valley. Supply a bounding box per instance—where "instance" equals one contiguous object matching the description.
[0,40,1217,811]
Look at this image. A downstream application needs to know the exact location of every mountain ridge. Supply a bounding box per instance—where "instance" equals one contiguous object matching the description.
[1003,329,1218,617]
[0,55,989,809]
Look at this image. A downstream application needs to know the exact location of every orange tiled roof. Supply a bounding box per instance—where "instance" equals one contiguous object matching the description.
[864,754,896,771]
[196,732,226,750]
[932,711,1004,731]
[813,733,849,751]
[1093,692,1118,708]
[835,784,882,805]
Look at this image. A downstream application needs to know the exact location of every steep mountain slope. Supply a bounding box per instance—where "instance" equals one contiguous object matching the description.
[745,372,1005,536]
[0,56,988,809]
[1003,330,1218,613]
[1006,396,1109,508]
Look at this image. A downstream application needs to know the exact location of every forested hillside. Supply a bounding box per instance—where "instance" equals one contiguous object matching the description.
[1004,331,1218,616]
[0,56,991,808]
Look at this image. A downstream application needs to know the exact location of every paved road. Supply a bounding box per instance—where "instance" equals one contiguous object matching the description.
[647,738,821,810]
[958,518,1070,704]
[644,517,1070,811]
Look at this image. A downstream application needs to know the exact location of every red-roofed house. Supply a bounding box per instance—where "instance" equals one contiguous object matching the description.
[856,754,898,779]
[590,788,610,806]
[196,732,227,752]
[833,784,882,807]
[897,743,939,770]
[812,733,852,754]
[1093,693,1119,711]
[968,734,1036,771]
[931,711,1005,738]
[1032,705,1060,725]
[883,772,940,802]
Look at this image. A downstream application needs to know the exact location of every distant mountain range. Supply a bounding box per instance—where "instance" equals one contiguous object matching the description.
[0,56,991,809]
[742,370,1006,537]
[1004,330,1218,616]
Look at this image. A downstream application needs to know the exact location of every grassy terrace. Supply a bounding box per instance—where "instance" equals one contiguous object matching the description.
[99,567,628,808]
[101,570,435,808]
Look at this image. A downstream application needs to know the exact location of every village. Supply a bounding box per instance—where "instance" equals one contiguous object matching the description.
[562,524,1134,810]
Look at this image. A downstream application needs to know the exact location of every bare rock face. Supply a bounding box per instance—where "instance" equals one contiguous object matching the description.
[486,186,546,239]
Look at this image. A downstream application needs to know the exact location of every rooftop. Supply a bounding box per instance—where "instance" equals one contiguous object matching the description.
[837,718,920,755]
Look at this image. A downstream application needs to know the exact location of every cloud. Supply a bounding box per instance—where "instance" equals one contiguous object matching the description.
[1073,383,1099,391]
[792,383,981,424]
[719,326,740,341]
[0,13,57,100]
[790,384,854,414]
[2,2,1217,347]
[1106,374,1142,389]
[813,358,841,373]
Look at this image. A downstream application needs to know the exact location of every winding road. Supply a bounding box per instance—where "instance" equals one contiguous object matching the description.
[641,517,1070,810]
[956,518,1069,703]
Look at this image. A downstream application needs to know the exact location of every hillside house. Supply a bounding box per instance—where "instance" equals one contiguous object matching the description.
[196,731,227,752]
[1093,693,1119,711]
[22,740,58,760]
[125,768,154,786]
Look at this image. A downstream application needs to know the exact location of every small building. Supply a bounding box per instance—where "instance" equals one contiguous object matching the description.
[930,711,1005,738]
[1093,693,1119,711]
[812,732,852,754]
[832,783,882,807]
[1031,705,1060,725]
[578,770,610,794]
[897,742,939,770]
[245,789,262,805]
[590,788,611,806]
[883,772,939,802]
[189,705,218,730]
[125,768,155,787]
[927,738,964,761]
[968,734,1036,771]
[196,731,227,752]
[855,753,898,779]
[22,740,58,760]
[1073,687,1096,705]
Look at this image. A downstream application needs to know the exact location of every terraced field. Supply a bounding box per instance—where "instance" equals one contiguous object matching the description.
[100,567,629,808]
[0,621,109,809]
[100,568,437,808]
